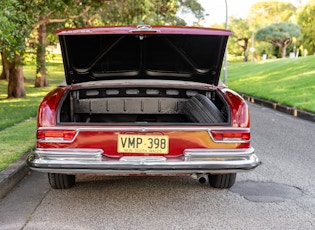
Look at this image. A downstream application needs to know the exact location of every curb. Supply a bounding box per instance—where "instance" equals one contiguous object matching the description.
[241,94,315,123]
[0,95,314,199]
[0,152,30,199]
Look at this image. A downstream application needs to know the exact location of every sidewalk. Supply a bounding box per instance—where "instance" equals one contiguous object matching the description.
[1,96,314,199]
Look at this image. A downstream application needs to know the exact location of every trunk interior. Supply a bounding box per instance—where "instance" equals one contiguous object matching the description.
[58,86,230,125]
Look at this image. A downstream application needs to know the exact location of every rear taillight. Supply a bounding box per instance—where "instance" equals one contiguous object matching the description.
[210,129,250,142]
[37,129,77,142]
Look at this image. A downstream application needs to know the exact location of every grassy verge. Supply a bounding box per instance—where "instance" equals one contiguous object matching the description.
[0,119,36,171]
[0,56,64,171]
[227,56,315,113]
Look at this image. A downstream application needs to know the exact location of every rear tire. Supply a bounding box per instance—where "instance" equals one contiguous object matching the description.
[48,173,76,189]
[208,173,236,189]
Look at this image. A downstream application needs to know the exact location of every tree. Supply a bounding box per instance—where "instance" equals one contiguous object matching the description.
[248,2,297,30]
[87,0,204,26]
[0,0,37,98]
[298,0,315,55]
[34,0,92,87]
[229,17,252,62]
[255,22,301,58]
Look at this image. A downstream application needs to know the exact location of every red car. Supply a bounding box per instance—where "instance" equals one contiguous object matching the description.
[27,25,260,189]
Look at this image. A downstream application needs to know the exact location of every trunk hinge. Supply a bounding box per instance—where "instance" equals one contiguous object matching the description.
[69,84,74,122]
[206,85,216,101]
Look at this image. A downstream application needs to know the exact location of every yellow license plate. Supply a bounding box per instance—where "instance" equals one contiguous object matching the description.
[117,134,169,154]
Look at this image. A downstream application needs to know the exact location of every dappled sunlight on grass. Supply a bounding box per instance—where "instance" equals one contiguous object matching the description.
[27,91,51,97]
[1,98,29,104]
[0,55,65,130]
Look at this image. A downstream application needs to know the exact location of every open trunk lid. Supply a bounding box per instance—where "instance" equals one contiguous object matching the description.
[57,25,231,86]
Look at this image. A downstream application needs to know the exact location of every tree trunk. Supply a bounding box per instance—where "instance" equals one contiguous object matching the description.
[243,38,249,62]
[35,16,48,87]
[281,45,287,58]
[4,53,26,98]
[0,52,10,80]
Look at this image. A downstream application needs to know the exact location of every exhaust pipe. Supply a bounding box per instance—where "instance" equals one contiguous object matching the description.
[198,176,206,184]
[191,174,207,184]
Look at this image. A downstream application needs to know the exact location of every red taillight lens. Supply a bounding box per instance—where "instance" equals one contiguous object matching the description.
[37,129,77,142]
[210,130,250,142]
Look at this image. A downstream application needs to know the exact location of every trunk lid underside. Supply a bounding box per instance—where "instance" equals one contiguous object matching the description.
[58,26,230,86]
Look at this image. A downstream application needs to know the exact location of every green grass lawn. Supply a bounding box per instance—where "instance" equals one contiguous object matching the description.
[227,56,315,113]
[0,55,314,171]
[0,57,64,171]
[0,57,65,130]
[0,118,36,171]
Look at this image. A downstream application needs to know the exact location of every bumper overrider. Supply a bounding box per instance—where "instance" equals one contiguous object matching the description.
[27,147,260,175]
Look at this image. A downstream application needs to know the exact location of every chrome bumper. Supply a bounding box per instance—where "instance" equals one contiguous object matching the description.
[27,147,260,175]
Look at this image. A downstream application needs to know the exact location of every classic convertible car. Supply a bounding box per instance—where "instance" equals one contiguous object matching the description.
[27,25,260,189]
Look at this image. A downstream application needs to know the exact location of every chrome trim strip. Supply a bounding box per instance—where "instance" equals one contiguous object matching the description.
[38,126,250,132]
[35,148,103,160]
[120,156,167,162]
[184,147,254,159]
[27,147,260,175]
[37,127,250,144]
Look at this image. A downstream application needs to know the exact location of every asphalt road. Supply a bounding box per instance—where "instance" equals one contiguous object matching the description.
[1,103,315,230]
